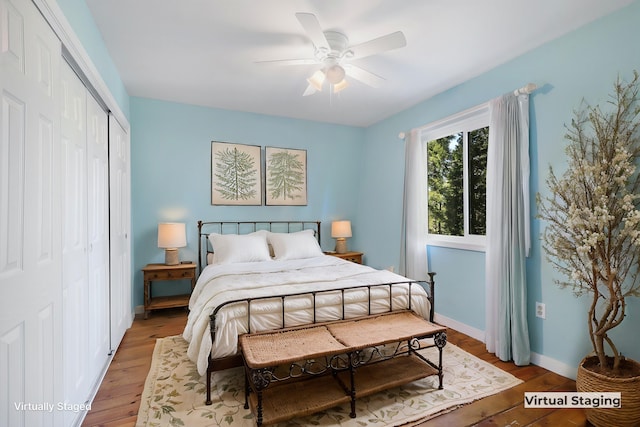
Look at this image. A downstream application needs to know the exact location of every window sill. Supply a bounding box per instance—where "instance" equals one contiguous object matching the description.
[426,237,486,253]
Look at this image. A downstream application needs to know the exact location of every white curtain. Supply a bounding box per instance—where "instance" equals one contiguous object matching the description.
[485,93,531,366]
[400,129,429,281]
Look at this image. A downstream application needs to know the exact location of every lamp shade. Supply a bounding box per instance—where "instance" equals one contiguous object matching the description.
[157,223,186,249]
[331,220,352,239]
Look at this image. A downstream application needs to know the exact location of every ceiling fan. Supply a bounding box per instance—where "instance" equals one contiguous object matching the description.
[258,13,407,96]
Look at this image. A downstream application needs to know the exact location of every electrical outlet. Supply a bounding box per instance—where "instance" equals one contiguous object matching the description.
[535,302,546,319]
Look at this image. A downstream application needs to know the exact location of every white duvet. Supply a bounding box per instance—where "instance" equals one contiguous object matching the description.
[183,255,431,375]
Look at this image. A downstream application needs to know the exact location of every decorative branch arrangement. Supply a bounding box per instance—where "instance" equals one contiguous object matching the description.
[537,71,640,375]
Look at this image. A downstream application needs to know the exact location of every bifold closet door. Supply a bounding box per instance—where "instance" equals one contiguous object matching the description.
[86,82,110,388]
[109,116,132,350]
[60,60,90,426]
[61,60,110,426]
[0,0,64,426]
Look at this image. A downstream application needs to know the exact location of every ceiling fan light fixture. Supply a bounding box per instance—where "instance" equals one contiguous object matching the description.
[325,64,346,84]
[333,79,349,93]
[264,13,406,98]
[307,69,325,91]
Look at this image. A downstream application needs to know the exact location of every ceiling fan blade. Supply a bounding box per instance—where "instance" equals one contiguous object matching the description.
[350,31,407,59]
[255,58,318,66]
[344,65,385,88]
[295,12,329,50]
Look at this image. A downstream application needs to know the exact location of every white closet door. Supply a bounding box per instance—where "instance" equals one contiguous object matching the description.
[86,92,110,384]
[60,60,90,426]
[0,0,63,426]
[109,116,132,349]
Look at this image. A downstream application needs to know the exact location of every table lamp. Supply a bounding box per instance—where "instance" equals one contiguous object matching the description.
[158,222,186,265]
[331,220,352,254]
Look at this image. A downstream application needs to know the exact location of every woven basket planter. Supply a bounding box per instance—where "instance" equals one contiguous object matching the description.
[576,356,640,427]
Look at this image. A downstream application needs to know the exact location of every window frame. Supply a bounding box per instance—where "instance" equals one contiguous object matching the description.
[421,103,489,252]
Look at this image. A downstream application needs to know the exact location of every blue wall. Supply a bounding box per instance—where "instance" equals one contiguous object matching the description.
[130,97,365,304]
[55,0,130,119]
[60,0,640,375]
[357,1,640,372]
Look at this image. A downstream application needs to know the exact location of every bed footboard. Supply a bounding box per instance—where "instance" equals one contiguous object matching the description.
[209,275,435,339]
[203,274,436,403]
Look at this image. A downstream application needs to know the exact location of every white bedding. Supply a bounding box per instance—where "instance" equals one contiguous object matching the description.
[183,255,431,375]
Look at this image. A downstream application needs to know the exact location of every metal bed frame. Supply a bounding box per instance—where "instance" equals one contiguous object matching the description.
[195,220,436,405]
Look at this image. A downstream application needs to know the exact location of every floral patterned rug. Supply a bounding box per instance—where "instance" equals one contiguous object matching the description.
[136,335,522,427]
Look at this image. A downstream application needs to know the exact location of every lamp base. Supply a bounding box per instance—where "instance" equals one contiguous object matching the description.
[165,248,179,265]
[335,238,348,254]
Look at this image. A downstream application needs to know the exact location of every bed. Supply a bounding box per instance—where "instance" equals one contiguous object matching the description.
[182,220,436,401]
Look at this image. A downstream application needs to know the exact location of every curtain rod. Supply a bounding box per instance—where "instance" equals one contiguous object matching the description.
[513,82,537,95]
[398,82,538,139]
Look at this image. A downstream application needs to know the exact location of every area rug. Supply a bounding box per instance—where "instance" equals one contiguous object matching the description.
[136,335,522,427]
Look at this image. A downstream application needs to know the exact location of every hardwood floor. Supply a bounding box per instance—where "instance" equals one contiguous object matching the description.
[82,309,588,427]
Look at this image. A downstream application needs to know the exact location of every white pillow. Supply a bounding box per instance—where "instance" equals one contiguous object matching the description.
[208,232,271,264]
[251,229,275,257]
[267,229,323,260]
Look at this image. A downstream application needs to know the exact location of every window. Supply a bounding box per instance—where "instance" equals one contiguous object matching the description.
[422,105,489,250]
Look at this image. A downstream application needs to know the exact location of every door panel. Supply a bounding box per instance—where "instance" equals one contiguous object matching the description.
[109,116,132,350]
[0,1,63,426]
[86,92,110,380]
[60,60,89,426]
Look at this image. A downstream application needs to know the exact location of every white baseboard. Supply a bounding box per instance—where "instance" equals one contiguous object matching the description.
[434,312,576,380]
[434,312,485,342]
[530,351,577,380]
[135,305,145,315]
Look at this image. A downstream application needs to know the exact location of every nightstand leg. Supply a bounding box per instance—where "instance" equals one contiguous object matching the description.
[144,279,150,319]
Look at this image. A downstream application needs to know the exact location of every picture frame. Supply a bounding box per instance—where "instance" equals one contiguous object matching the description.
[265,146,307,206]
[211,141,262,205]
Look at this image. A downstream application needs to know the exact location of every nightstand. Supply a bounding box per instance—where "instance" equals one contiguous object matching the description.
[324,251,363,264]
[142,263,197,319]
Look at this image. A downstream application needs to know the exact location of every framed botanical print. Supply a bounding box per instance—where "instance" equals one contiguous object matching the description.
[265,146,307,206]
[211,142,262,205]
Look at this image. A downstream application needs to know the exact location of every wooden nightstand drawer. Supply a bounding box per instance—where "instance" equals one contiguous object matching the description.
[341,254,362,263]
[148,268,194,280]
[324,251,363,264]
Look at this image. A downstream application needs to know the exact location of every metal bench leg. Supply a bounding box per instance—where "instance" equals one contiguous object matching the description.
[249,368,272,427]
[256,390,263,427]
[349,352,357,418]
[434,331,448,389]
[244,367,249,409]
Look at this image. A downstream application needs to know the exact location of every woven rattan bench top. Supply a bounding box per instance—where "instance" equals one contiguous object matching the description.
[239,325,347,368]
[239,310,444,369]
[328,310,445,349]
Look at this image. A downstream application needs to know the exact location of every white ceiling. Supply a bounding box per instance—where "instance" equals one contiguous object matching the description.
[85,0,631,127]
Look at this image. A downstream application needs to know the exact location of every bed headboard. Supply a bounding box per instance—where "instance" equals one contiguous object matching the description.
[197,220,321,274]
